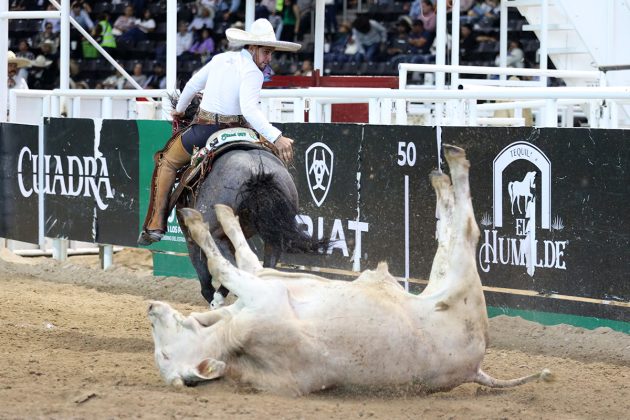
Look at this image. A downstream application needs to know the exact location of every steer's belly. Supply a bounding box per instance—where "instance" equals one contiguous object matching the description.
[278,280,487,388]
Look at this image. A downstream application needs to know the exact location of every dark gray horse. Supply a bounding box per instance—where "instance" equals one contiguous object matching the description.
[172,96,321,306]
[176,148,320,306]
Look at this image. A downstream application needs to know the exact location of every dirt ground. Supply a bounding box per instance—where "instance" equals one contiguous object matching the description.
[0,247,628,419]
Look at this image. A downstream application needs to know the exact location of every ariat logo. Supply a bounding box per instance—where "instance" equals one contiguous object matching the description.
[478,141,568,277]
[305,142,333,207]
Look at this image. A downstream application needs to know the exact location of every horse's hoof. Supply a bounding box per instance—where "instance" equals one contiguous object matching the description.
[210,292,225,310]
[137,230,164,246]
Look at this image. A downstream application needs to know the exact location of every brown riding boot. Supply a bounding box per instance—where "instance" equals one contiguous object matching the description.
[138,136,191,245]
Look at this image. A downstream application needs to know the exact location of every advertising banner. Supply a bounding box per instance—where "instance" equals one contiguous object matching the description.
[136,120,198,277]
[281,124,628,324]
[0,122,39,243]
[282,123,365,269]
[43,118,140,246]
[444,127,629,321]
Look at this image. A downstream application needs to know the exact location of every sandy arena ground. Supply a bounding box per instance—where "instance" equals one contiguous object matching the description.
[0,247,628,419]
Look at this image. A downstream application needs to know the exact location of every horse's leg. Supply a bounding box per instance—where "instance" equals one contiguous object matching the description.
[263,242,281,268]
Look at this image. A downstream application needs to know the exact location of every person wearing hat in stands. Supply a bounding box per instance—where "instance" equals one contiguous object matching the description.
[138,18,301,245]
[29,54,55,90]
[385,15,413,60]
[7,50,31,90]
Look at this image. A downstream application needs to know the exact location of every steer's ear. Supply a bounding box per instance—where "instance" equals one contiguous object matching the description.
[194,358,226,380]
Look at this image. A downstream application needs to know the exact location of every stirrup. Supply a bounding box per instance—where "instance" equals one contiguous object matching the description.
[137,229,164,246]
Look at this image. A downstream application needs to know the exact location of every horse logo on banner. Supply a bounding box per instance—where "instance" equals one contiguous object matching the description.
[305,142,334,207]
[509,171,536,215]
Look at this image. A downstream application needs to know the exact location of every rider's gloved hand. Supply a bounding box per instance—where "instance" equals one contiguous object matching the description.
[171,110,185,119]
[275,136,294,163]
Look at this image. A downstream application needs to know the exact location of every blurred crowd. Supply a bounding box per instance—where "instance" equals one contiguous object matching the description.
[7,0,537,90]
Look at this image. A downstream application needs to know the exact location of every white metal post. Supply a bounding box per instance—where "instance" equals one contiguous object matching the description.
[450,0,461,87]
[166,0,177,91]
[99,244,113,270]
[313,0,326,74]
[0,1,9,123]
[499,0,508,81]
[540,0,549,86]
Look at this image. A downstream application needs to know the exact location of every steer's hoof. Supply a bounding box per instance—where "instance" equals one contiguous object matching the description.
[430,169,451,188]
[177,208,204,226]
[443,144,465,158]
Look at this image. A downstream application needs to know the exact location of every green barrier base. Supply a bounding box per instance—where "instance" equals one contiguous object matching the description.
[487,306,629,334]
[153,253,197,279]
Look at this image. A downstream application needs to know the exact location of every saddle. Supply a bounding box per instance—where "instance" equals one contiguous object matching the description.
[168,127,278,212]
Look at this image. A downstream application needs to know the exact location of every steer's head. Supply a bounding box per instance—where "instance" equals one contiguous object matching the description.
[147,301,225,387]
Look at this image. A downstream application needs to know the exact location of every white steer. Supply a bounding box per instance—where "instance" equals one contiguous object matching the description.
[148,145,550,395]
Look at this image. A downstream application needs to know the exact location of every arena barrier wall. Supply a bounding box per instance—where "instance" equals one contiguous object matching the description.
[0,122,39,243]
[0,120,628,332]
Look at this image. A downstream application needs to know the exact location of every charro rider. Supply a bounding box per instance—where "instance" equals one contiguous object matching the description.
[138,18,301,245]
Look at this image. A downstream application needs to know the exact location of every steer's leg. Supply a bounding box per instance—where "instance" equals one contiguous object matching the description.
[423,170,455,296]
[437,145,481,293]
[179,207,288,310]
[215,204,263,274]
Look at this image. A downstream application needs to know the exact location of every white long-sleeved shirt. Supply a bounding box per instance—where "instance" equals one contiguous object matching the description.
[176,49,281,142]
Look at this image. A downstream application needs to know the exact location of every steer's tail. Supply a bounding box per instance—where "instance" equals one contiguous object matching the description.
[236,171,326,254]
[473,368,552,388]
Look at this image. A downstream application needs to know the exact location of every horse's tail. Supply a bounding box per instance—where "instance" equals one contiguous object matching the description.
[508,181,514,202]
[236,171,326,254]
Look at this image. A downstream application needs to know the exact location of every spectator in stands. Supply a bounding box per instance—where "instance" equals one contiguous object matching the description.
[189,5,215,31]
[33,21,59,53]
[324,0,338,34]
[40,4,61,33]
[459,23,478,62]
[7,50,30,91]
[101,69,125,89]
[323,21,352,63]
[176,21,194,56]
[123,62,148,89]
[113,5,139,38]
[408,0,434,31]
[119,7,156,43]
[10,0,45,11]
[144,62,166,89]
[268,9,283,39]
[255,0,271,19]
[408,19,434,55]
[296,0,313,41]
[70,1,94,32]
[463,0,500,29]
[294,59,313,76]
[495,39,524,68]
[280,0,300,43]
[385,16,412,60]
[38,39,57,60]
[91,12,117,57]
[187,27,216,63]
[215,0,242,25]
[16,39,35,62]
[29,54,55,90]
[138,19,300,245]
[350,15,388,62]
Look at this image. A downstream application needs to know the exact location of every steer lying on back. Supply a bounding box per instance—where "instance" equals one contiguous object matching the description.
[148,145,551,395]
